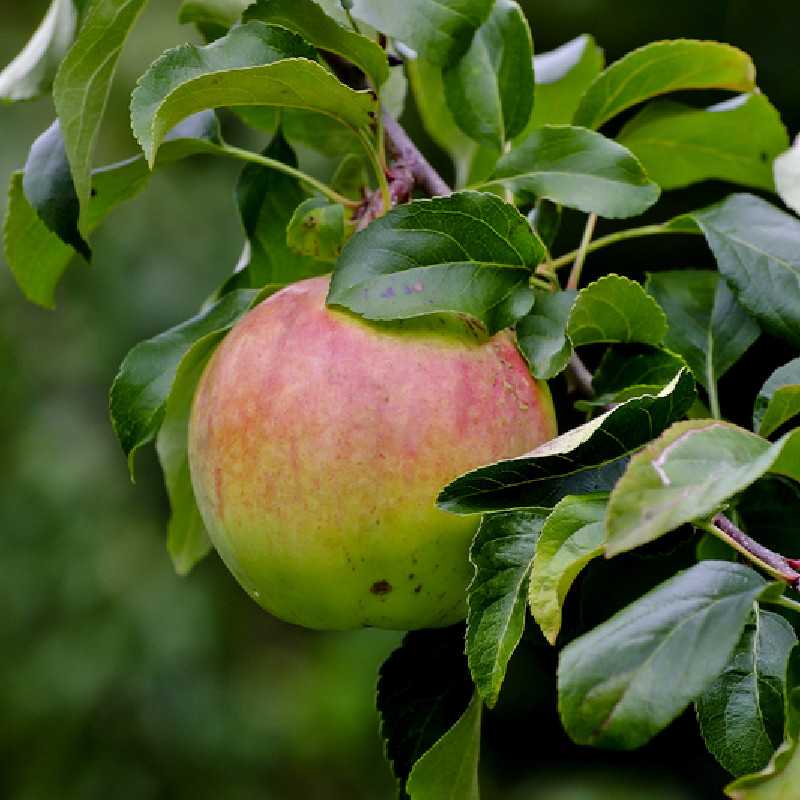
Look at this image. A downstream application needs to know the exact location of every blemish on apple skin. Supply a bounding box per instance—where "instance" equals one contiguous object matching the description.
[370,580,392,595]
[414,585,422,594]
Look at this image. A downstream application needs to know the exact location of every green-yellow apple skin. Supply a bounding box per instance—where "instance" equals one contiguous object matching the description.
[188,275,556,630]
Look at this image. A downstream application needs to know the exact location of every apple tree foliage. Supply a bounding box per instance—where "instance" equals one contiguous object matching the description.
[4,1,800,796]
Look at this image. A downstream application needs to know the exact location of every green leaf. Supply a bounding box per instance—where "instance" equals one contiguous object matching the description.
[559,561,776,748]
[697,608,796,777]
[327,192,543,333]
[774,135,800,216]
[179,0,255,28]
[645,270,760,392]
[438,369,695,513]
[727,742,800,799]
[490,126,659,218]
[53,0,150,222]
[726,645,800,798]
[526,199,561,250]
[618,94,789,191]
[4,112,224,308]
[442,0,533,149]
[737,476,800,560]
[675,194,800,347]
[406,57,495,189]
[406,694,482,800]
[527,34,604,129]
[754,358,800,437]
[236,135,331,284]
[605,420,800,556]
[110,289,260,476]
[576,346,688,409]
[573,39,756,131]
[515,289,576,380]
[377,626,474,798]
[286,197,349,261]
[467,509,547,707]
[23,121,90,259]
[245,0,389,87]
[350,0,494,66]
[0,0,79,103]
[529,494,606,645]
[155,335,223,575]
[568,274,668,346]
[130,21,376,166]
[3,171,75,308]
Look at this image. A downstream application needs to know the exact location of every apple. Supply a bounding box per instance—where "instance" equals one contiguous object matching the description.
[188,275,556,630]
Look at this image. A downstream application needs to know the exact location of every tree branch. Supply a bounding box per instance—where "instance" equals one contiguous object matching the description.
[382,112,451,198]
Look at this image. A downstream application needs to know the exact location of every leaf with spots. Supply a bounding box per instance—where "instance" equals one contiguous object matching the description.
[438,369,695,513]
[328,191,545,333]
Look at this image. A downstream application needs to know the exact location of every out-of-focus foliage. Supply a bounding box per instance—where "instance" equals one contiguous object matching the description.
[2,1,799,799]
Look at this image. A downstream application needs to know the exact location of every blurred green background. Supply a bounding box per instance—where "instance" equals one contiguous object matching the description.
[1,2,798,798]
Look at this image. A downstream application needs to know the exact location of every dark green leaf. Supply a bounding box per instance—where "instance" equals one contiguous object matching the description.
[675,194,800,347]
[726,742,800,799]
[526,199,561,250]
[568,274,668,346]
[527,34,604,129]
[559,561,776,748]
[155,335,223,575]
[245,0,389,87]
[406,694,482,800]
[467,509,547,707]
[286,197,349,261]
[327,192,543,333]
[22,120,89,259]
[529,494,606,645]
[490,126,659,218]
[737,476,800,559]
[110,289,260,476]
[53,0,149,220]
[697,608,796,777]
[754,358,800,437]
[618,94,789,191]
[131,21,376,166]
[350,0,494,66]
[179,0,255,28]
[406,57,496,189]
[442,0,533,149]
[573,39,756,131]
[0,0,80,103]
[606,420,800,556]
[438,369,695,513]
[576,346,687,409]
[236,135,331,284]
[645,270,760,392]
[515,289,576,380]
[377,626,474,798]
[4,112,224,307]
